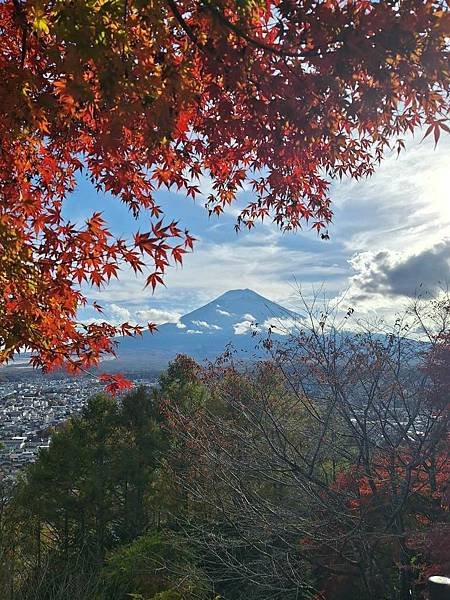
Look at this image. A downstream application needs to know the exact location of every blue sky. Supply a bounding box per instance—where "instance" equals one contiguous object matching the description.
[69,133,450,326]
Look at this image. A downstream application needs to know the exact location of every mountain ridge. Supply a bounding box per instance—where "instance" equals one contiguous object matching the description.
[113,288,298,370]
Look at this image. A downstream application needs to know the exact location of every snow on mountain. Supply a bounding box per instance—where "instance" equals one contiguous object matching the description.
[115,289,298,368]
[180,288,296,334]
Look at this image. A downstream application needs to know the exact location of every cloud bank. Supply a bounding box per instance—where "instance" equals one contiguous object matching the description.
[349,239,450,300]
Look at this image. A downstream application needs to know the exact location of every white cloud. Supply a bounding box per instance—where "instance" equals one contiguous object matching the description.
[233,320,260,335]
[186,329,203,334]
[233,316,298,336]
[243,313,256,321]
[217,308,232,316]
[192,320,207,327]
[82,304,183,327]
[108,303,132,324]
[331,135,450,257]
[134,307,182,324]
[347,240,450,302]
[84,216,340,309]
[262,317,298,335]
[192,320,222,330]
[80,317,107,326]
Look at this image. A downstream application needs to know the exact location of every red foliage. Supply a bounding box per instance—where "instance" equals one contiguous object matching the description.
[98,373,134,396]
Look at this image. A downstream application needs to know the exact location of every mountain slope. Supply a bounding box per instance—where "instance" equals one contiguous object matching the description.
[114,289,297,370]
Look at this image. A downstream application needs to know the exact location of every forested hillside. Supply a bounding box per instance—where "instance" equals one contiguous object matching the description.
[1,297,448,600]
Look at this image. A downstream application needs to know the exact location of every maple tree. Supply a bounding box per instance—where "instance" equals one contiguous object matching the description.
[1,0,449,379]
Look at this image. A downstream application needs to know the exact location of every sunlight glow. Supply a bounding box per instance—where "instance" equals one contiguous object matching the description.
[424,163,450,223]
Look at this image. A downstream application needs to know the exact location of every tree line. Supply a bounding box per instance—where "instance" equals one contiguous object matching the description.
[0,295,448,600]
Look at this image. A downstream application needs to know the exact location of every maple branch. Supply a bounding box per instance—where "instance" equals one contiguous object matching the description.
[166,0,205,53]
[12,0,28,68]
[122,0,129,76]
[205,4,323,60]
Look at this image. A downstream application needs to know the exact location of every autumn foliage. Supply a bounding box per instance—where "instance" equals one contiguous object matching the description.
[0,299,449,599]
[1,0,449,373]
[165,295,450,599]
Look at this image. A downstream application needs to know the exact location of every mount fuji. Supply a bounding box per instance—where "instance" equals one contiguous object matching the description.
[111,289,298,372]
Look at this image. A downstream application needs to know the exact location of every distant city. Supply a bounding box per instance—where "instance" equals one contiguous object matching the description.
[0,289,294,483]
[0,373,156,483]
